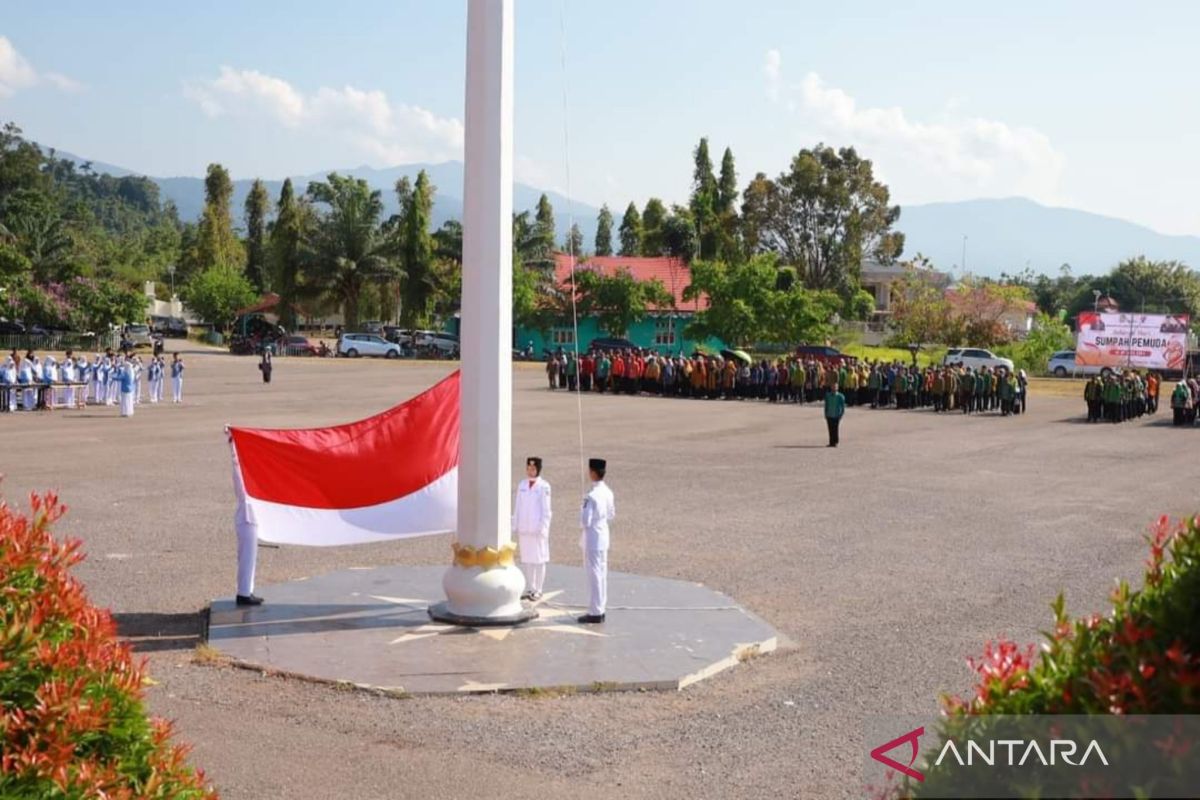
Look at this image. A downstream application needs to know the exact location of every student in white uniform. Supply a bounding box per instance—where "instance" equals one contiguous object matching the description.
[228,430,263,606]
[1,356,15,412]
[118,359,136,417]
[18,354,34,411]
[170,354,184,403]
[42,355,57,409]
[147,356,163,403]
[512,456,552,600]
[578,457,615,624]
[106,356,121,406]
[61,351,76,408]
[132,355,144,405]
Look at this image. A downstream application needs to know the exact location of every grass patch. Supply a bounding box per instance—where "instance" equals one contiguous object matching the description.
[836,343,947,367]
[191,642,226,665]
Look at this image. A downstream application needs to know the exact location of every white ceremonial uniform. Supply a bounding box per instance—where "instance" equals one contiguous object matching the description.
[43,357,57,408]
[230,440,258,596]
[1,359,15,411]
[119,362,135,417]
[171,359,184,403]
[106,359,120,405]
[512,476,552,594]
[579,480,616,616]
[18,359,34,410]
[61,359,75,408]
[133,358,144,404]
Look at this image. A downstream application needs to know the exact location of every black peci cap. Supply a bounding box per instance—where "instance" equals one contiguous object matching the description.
[588,458,606,471]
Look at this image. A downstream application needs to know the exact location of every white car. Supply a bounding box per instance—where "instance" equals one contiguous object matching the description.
[417,331,460,355]
[338,333,401,359]
[943,347,1015,372]
[1047,349,1106,377]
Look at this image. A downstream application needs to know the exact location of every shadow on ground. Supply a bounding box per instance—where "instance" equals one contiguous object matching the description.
[115,610,208,652]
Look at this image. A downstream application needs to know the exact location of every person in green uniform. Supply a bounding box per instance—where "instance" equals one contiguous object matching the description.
[824,381,846,447]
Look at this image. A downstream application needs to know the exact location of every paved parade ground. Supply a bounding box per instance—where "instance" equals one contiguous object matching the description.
[0,350,1187,799]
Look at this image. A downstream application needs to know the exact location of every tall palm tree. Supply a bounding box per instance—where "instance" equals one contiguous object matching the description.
[306,174,400,331]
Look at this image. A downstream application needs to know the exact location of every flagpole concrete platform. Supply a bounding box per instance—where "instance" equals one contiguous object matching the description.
[207,565,778,695]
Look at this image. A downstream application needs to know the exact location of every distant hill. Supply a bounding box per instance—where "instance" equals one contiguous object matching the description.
[47,150,1200,277]
[899,197,1200,277]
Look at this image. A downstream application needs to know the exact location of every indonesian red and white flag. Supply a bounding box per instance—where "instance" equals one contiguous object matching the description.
[227,371,459,546]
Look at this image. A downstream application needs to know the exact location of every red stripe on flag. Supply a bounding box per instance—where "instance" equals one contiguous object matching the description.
[229,371,459,509]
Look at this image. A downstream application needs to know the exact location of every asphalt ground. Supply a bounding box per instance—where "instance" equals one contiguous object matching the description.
[0,351,1182,799]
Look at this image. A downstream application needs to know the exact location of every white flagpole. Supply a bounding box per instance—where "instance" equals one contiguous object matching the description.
[432,0,533,625]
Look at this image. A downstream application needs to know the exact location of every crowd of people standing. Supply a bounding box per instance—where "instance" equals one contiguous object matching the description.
[0,348,185,416]
[544,349,1029,417]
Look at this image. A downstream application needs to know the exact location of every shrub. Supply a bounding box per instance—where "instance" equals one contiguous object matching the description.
[877,514,1200,798]
[0,493,217,799]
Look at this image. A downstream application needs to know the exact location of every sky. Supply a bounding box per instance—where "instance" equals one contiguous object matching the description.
[0,0,1196,236]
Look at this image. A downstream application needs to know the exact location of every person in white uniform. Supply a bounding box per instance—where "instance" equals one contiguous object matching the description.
[41,355,57,409]
[61,351,76,408]
[170,354,184,403]
[578,457,615,624]
[118,358,136,417]
[512,456,552,600]
[147,356,163,403]
[1,356,15,412]
[18,354,34,411]
[106,356,121,405]
[228,430,263,606]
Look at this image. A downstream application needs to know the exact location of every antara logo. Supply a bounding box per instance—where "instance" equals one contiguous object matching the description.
[870,726,1110,781]
[870,726,926,782]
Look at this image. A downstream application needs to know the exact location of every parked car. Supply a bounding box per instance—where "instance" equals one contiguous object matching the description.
[943,347,1015,372]
[282,334,319,356]
[123,323,153,348]
[588,337,638,352]
[0,319,26,335]
[151,315,189,338]
[338,333,401,358]
[795,344,857,366]
[416,331,460,356]
[1047,349,1106,377]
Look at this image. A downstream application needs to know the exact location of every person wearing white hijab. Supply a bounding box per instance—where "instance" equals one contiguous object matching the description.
[118,357,136,417]
[61,352,76,408]
[1,356,15,412]
[18,355,34,411]
[106,356,121,405]
[42,355,58,409]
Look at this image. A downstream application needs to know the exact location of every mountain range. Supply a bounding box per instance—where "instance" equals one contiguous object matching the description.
[55,151,1200,278]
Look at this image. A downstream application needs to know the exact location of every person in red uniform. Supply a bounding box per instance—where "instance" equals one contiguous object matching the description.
[610,351,626,393]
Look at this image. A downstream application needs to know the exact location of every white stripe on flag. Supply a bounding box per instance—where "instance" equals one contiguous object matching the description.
[246,469,457,546]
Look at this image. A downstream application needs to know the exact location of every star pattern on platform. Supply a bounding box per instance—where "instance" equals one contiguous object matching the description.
[358,590,609,645]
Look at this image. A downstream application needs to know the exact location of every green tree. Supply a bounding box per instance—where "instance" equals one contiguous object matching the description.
[571,267,672,337]
[641,198,667,256]
[1,189,72,281]
[243,179,270,293]
[755,145,903,295]
[183,264,256,331]
[564,222,584,257]
[594,205,614,256]
[306,173,397,331]
[661,207,697,261]
[528,193,556,270]
[66,277,147,332]
[690,138,720,260]
[1105,256,1200,317]
[268,179,309,331]
[618,202,642,256]
[717,147,738,215]
[396,170,436,326]
[886,257,955,347]
[683,254,839,347]
[185,164,244,280]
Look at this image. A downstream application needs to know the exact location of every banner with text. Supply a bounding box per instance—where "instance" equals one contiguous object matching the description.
[1075,312,1188,370]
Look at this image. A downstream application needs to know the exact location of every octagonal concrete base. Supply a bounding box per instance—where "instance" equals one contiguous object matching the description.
[207,565,777,695]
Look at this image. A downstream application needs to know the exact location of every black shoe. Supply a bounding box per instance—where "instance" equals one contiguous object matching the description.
[577,614,605,624]
[520,591,534,601]
[236,594,264,606]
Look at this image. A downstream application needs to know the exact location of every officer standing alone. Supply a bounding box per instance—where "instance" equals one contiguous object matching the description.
[824,381,846,447]
[578,458,615,624]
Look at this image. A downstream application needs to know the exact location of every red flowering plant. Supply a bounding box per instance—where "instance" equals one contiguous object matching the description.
[875,514,1200,799]
[0,492,217,799]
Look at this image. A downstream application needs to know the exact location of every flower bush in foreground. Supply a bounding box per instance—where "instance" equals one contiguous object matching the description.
[0,493,217,799]
[875,514,1200,798]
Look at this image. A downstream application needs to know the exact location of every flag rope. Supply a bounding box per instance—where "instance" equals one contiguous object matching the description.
[558,0,587,499]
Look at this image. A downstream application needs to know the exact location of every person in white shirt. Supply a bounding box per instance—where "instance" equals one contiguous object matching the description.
[512,456,552,600]
[578,457,615,624]
[61,352,76,408]
[170,354,184,403]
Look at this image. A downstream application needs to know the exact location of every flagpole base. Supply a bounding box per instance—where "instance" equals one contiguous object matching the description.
[431,563,537,627]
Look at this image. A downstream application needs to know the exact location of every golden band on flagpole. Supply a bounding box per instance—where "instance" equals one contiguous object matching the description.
[451,541,517,570]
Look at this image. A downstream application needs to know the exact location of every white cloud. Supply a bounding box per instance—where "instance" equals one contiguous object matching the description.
[0,36,82,98]
[185,66,464,165]
[763,50,1064,203]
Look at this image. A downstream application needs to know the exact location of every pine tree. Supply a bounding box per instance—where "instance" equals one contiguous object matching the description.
[689,139,720,260]
[195,163,244,272]
[398,170,436,326]
[243,179,270,293]
[594,204,614,256]
[531,193,556,268]
[268,179,307,331]
[717,147,738,215]
[641,198,667,256]
[618,202,642,256]
[565,223,584,256]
